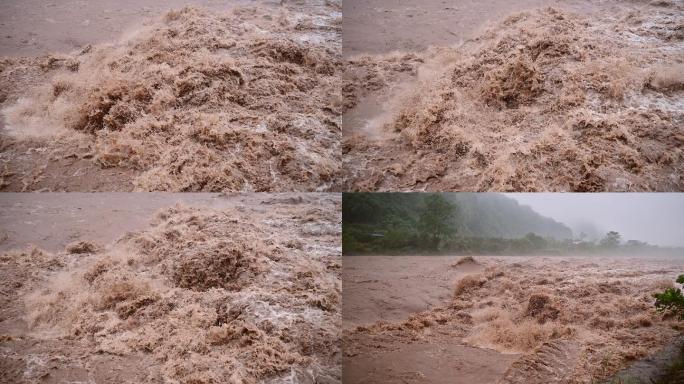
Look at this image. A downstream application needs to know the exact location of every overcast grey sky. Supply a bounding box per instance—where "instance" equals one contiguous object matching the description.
[505,193,684,247]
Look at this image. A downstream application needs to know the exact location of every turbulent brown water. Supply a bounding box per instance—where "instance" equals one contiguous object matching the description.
[0,194,342,383]
[343,1,684,192]
[343,255,684,383]
[0,1,342,192]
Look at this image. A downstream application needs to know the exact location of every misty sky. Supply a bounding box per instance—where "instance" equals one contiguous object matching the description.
[506,193,684,247]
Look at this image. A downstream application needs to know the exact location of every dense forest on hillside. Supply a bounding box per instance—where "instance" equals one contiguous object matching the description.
[343,193,682,256]
[343,193,571,238]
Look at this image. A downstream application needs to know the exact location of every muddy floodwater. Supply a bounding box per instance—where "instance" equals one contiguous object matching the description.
[0,0,267,57]
[343,255,684,383]
[0,193,342,383]
[0,0,683,382]
[342,0,684,192]
[0,0,342,192]
[342,0,603,57]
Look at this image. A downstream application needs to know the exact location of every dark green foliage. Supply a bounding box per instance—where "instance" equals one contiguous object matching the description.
[600,231,622,248]
[342,193,683,256]
[343,192,572,255]
[343,193,571,235]
[654,288,684,317]
[342,193,423,226]
[418,195,457,250]
[654,275,684,320]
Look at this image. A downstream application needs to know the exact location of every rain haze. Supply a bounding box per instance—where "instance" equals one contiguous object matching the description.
[507,193,684,248]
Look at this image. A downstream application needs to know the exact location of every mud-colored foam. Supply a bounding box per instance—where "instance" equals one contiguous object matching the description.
[2,4,342,192]
[344,256,683,382]
[343,4,684,191]
[1,196,341,383]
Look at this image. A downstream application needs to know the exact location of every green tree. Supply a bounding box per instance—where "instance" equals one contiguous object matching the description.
[418,194,457,250]
[524,233,547,250]
[600,231,621,248]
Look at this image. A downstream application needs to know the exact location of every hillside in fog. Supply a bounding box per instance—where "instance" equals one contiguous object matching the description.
[343,193,572,239]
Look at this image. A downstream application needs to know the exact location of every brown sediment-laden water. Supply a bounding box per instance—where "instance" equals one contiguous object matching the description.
[0,1,342,192]
[342,1,684,192]
[343,255,684,383]
[0,193,341,383]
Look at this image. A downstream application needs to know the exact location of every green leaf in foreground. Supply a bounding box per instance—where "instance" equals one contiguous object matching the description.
[654,275,684,320]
